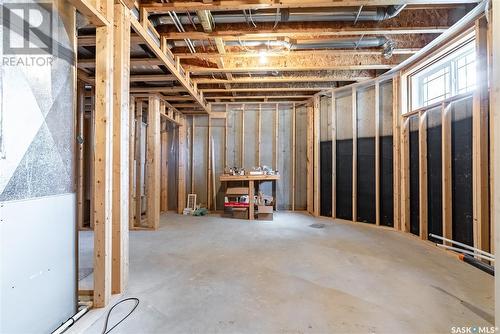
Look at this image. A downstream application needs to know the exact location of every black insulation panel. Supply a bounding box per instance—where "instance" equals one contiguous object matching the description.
[380,135,394,226]
[357,137,375,223]
[336,139,353,220]
[320,141,332,217]
[409,116,420,236]
[427,108,443,243]
[451,99,473,247]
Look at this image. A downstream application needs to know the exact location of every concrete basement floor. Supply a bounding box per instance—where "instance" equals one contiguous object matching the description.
[72,212,494,334]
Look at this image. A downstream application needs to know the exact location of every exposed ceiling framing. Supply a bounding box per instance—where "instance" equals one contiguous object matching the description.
[76,0,476,111]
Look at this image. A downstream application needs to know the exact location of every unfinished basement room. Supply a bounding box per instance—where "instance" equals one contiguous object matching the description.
[2,0,500,333]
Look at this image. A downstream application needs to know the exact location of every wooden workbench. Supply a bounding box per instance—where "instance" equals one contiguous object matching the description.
[219,174,280,220]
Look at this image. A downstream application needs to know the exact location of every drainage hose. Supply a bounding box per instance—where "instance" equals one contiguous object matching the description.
[459,254,495,276]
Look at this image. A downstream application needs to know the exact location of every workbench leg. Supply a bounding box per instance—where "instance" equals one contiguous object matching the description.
[273,181,277,211]
[249,180,254,220]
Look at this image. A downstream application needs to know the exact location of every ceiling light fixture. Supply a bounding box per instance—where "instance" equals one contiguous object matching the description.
[259,50,268,65]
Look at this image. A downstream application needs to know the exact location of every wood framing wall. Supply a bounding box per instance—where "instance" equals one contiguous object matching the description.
[184,103,308,211]
[312,14,493,258]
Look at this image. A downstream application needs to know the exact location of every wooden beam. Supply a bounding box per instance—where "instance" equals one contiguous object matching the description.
[128,96,136,231]
[257,104,261,166]
[393,76,401,230]
[69,0,110,26]
[163,27,447,40]
[76,80,85,230]
[473,17,490,252]
[207,95,313,100]
[146,96,161,229]
[292,103,296,211]
[178,119,187,213]
[93,0,113,307]
[134,101,143,228]
[375,82,380,226]
[192,74,373,84]
[129,16,209,112]
[130,86,187,93]
[186,65,397,74]
[178,49,419,60]
[401,118,410,232]
[160,124,169,212]
[331,90,336,219]
[352,87,357,222]
[419,111,428,240]
[143,0,477,12]
[200,87,334,93]
[306,104,313,214]
[490,0,500,321]
[131,74,177,82]
[78,57,163,68]
[111,2,130,294]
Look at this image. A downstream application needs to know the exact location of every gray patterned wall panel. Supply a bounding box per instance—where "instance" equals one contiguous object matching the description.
[0,1,77,332]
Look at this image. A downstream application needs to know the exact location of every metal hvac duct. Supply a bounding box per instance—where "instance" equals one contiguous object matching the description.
[153,5,406,26]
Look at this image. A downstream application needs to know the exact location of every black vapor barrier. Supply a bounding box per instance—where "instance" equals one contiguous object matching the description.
[409,115,420,236]
[450,97,473,247]
[320,141,332,217]
[426,106,443,243]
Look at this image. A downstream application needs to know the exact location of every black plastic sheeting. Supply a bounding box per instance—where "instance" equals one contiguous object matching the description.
[409,116,420,236]
[380,135,394,227]
[427,108,443,243]
[357,137,375,223]
[336,139,353,220]
[451,98,473,247]
[320,141,332,217]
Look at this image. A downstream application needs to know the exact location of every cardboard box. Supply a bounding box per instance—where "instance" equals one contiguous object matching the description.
[258,205,273,221]
[232,208,248,219]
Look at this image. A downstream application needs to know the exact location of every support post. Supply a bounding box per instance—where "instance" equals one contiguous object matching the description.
[178,118,187,213]
[134,101,143,227]
[292,103,296,211]
[307,104,314,214]
[313,95,320,217]
[490,0,500,324]
[76,80,85,230]
[93,0,113,308]
[160,123,169,212]
[146,96,161,229]
[111,2,130,294]
[128,97,136,230]
[352,87,358,222]
[375,82,381,226]
[331,90,337,219]
[419,111,428,240]
[401,118,410,233]
[393,76,401,230]
[473,17,490,253]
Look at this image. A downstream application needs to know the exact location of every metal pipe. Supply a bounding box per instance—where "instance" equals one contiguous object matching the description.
[154,5,407,25]
[51,302,92,334]
[436,244,495,262]
[430,233,495,259]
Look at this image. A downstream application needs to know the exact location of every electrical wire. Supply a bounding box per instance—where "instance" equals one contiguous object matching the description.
[101,298,140,334]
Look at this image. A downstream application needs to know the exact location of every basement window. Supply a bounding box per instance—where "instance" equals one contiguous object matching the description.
[410,38,476,110]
